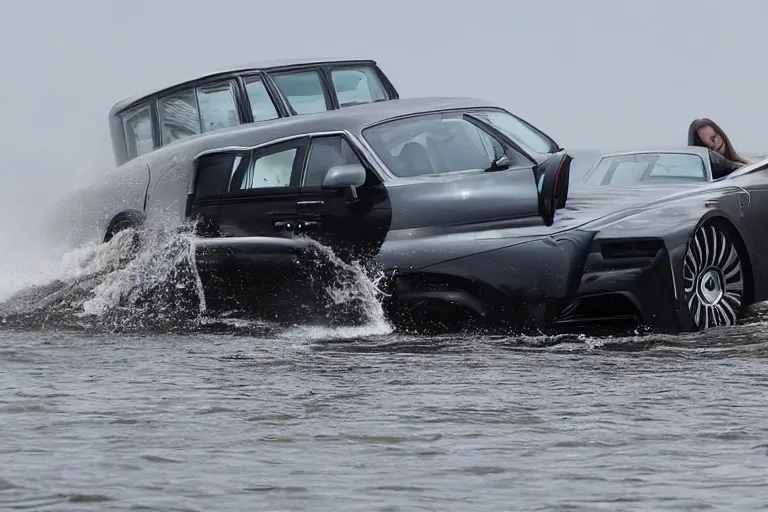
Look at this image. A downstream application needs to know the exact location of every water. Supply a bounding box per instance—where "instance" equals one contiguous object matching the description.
[3,228,768,510]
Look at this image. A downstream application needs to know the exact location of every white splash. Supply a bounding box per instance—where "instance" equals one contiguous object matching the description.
[0,221,393,337]
[280,236,393,340]
[78,227,206,319]
[0,224,208,331]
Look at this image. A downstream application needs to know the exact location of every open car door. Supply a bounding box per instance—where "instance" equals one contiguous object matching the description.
[463,111,572,226]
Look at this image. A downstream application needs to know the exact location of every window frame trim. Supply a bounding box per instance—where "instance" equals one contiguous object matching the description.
[194,129,386,193]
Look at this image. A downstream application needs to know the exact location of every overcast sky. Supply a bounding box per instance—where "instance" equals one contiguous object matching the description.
[0,0,766,253]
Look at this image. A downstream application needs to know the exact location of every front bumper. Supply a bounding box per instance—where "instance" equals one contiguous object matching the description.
[386,233,683,333]
[554,237,681,332]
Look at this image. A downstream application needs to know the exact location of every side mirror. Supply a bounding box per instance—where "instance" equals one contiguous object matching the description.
[484,154,511,172]
[536,150,572,226]
[322,163,367,202]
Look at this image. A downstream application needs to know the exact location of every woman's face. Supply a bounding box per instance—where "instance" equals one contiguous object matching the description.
[697,125,725,154]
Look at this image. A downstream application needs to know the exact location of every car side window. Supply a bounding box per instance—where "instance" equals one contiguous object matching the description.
[195,152,247,199]
[235,140,306,191]
[121,104,154,160]
[330,66,387,107]
[159,88,201,145]
[197,81,239,133]
[243,76,280,122]
[303,135,363,187]
[270,70,330,115]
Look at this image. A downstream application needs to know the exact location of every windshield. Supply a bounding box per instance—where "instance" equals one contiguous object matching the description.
[362,113,528,178]
[585,153,707,185]
[470,110,555,155]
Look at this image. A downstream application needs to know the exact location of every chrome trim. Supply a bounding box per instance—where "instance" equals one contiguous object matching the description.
[737,185,751,218]
[193,133,311,159]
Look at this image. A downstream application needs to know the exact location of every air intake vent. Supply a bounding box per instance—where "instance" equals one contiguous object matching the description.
[600,239,663,259]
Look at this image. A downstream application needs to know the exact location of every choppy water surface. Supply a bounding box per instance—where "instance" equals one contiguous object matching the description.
[4,229,768,510]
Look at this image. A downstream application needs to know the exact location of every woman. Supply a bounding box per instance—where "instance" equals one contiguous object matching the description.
[687,118,751,165]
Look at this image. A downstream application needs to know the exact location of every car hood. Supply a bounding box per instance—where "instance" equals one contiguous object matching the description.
[475,182,714,241]
[377,182,715,271]
[565,183,701,215]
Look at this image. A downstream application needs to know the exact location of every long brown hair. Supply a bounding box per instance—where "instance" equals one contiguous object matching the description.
[687,118,749,165]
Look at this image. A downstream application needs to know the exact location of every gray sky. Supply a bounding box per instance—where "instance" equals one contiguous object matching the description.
[0,0,766,237]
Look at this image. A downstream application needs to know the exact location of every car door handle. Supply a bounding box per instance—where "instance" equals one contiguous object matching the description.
[273,220,293,230]
[297,220,321,230]
[296,200,324,207]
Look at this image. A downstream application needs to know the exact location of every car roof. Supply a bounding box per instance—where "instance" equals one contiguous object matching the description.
[109,57,378,117]
[295,96,500,131]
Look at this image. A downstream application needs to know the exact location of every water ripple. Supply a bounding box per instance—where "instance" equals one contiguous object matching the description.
[1,327,768,510]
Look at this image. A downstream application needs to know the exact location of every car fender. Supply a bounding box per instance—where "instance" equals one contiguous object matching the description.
[584,191,756,306]
[50,158,150,248]
[144,158,194,231]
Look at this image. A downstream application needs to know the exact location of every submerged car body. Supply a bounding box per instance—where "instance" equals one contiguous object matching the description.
[54,65,768,333]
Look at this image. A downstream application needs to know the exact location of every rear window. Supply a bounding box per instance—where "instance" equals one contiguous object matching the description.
[121,104,154,160]
[331,66,387,107]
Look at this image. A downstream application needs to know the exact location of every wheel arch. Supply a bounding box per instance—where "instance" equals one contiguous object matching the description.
[104,210,146,243]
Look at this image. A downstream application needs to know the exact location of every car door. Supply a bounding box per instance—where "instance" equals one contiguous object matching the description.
[187,150,245,237]
[216,137,309,238]
[193,138,314,317]
[292,133,392,266]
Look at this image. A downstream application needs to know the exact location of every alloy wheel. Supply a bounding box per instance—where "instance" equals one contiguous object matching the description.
[683,222,744,329]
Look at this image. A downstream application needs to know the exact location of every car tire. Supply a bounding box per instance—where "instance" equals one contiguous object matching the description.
[682,219,747,330]
[104,213,145,264]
